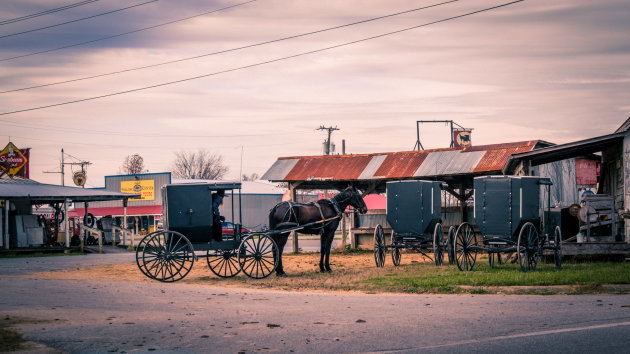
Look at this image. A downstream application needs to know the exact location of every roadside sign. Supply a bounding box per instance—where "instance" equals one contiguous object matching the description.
[0,142,28,178]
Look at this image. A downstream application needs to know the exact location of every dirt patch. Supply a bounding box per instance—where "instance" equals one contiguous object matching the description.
[11,251,630,295]
[20,251,430,290]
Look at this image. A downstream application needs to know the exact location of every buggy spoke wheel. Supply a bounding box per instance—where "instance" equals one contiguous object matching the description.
[454,223,478,271]
[518,222,540,272]
[136,232,158,277]
[447,226,456,265]
[373,224,386,267]
[391,230,401,266]
[553,226,562,269]
[433,223,444,266]
[238,234,278,279]
[207,249,241,278]
[138,231,194,282]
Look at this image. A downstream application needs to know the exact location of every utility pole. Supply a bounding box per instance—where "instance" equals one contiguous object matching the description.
[43,149,91,186]
[318,125,339,155]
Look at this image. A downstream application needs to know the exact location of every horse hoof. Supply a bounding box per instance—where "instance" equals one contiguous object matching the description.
[276,272,288,277]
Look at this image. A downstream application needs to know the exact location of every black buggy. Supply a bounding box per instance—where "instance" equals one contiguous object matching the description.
[454,176,562,272]
[135,182,279,282]
[373,180,454,267]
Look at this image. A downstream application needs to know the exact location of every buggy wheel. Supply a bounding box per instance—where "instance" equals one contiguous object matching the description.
[391,230,401,266]
[137,231,195,282]
[373,224,386,267]
[517,222,540,272]
[454,223,478,271]
[553,226,562,269]
[238,234,278,279]
[207,249,241,278]
[433,223,444,266]
[135,232,157,278]
[447,226,456,265]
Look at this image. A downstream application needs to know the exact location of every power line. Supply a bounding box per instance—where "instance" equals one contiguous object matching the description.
[0,0,257,62]
[1,0,460,93]
[0,0,99,26]
[0,0,157,40]
[0,0,524,116]
[0,118,315,138]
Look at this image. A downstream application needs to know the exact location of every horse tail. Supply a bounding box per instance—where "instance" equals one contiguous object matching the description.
[269,203,279,230]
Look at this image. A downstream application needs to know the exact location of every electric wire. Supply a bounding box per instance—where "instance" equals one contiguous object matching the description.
[0,0,99,26]
[1,0,459,93]
[0,0,257,62]
[0,0,158,40]
[0,0,524,116]
[0,118,315,138]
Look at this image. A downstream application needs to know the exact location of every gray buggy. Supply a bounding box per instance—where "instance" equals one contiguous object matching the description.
[135,182,279,282]
[373,180,454,267]
[454,176,562,272]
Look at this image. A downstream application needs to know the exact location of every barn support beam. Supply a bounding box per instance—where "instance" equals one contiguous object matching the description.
[289,182,302,253]
[3,201,9,250]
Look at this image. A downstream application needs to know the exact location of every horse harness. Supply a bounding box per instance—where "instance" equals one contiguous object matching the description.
[277,198,342,231]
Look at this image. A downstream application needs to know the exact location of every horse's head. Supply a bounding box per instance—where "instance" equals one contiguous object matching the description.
[344,186,367,214]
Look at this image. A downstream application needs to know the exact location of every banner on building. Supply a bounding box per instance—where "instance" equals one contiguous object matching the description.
[0,142,28,178]
[121,180,155,201]
[453,129,472,148]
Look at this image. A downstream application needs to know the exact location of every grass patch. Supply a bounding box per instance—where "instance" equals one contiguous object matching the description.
[361,258,630,294]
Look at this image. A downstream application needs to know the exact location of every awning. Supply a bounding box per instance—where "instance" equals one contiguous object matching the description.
[0,176,140,204]
[503,132,624,173]
[68,205,162,218]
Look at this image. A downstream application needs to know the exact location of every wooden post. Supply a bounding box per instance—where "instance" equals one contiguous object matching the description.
[64,199,69,248]
[341,212,347,248]
[3,200,9,250]
[459,185,466,223]
[81,202,88,253]
[291,183,299,253]
[123,199,128,246]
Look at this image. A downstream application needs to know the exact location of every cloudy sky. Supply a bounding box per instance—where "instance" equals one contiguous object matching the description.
[1,0,629,187]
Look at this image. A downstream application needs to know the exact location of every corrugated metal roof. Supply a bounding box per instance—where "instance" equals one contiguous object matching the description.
[358,155,388,179]
[261,158,299,181]
[284,155,373,181]
[374,151,429,178]
[415,150,485,177]
[262,141,540,184]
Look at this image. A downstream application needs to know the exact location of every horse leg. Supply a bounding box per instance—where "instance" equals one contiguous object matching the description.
[323,230,335,272]
[272,233,289,277]
[319,231,327,272]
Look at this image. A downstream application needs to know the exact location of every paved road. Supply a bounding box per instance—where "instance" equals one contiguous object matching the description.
[1,254,630,353]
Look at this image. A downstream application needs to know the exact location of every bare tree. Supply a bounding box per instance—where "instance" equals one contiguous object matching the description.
[170,149,229,180]
[120,154,147,175]
[242,173,260,181]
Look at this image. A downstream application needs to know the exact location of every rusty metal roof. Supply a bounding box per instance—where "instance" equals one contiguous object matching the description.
[262,141,542,188]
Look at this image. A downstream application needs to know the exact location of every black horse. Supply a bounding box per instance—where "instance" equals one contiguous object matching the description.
[268,186,368,276]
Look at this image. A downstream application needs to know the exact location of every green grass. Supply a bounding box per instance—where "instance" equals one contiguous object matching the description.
[361,258,630,294]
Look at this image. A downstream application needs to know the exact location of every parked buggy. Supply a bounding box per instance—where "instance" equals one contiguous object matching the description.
[135,182,279,282]
[373,180,455,267]
[454,176,562,272]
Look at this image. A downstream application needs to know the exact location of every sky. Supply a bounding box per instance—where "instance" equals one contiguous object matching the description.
[1,0,629,187]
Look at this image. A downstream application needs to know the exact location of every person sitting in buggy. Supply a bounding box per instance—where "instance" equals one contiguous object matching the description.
[212,190,226,242]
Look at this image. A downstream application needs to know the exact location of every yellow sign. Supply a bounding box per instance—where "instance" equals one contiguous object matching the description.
[121,180,155,201]
[0,142,28,178]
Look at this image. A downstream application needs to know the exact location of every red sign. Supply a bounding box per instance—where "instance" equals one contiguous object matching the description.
[0,142,28,178]
[576,158,600,186]
[453,129,472,148]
